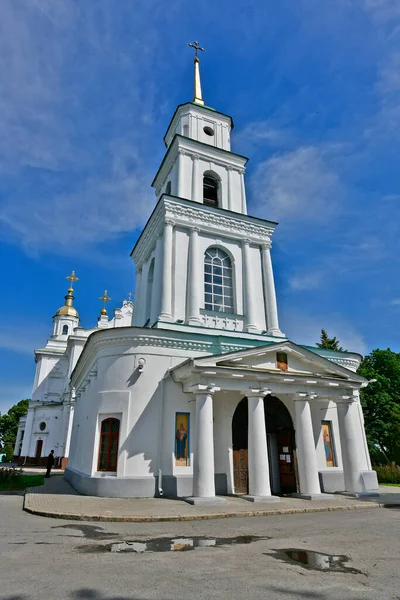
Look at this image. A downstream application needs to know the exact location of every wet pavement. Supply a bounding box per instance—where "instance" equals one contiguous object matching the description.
[268,548,364,574]
[2,492,400,599]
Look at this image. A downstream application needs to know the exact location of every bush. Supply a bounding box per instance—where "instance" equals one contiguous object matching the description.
[374,464,400,484]
[0,467,22,484]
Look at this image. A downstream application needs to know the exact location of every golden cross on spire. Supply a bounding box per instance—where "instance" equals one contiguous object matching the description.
[66,270,79,290]
[188,41,205,58]
[99,290,111,316]
[188,41,205,106]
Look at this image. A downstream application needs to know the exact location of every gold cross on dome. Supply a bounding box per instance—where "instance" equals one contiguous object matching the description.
[99,290,111,315]
[188,41,205,58]
[66,270,79,285]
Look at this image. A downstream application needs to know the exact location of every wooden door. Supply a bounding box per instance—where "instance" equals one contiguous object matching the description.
[277,431,297,494]
[35,439,43,460]
[233,449,248,494]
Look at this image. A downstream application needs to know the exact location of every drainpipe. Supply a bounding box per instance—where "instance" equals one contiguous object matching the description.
[156,376,166,497]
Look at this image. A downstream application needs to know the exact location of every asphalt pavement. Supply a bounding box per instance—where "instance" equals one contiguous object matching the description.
[1,493,399,600]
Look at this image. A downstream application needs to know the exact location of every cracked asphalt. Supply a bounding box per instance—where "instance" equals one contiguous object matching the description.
[1,494,399,600]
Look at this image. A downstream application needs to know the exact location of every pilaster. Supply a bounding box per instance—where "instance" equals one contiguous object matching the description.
[242,240,258,333]
[186,226,202,326]
[261,242,284,337]
[158,220,174,322]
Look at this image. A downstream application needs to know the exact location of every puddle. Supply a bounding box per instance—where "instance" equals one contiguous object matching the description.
[268,549,363,574]
[80,535,269,554]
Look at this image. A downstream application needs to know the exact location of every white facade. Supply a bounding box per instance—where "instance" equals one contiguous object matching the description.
[15,293,133,467]
[63,62,377,500]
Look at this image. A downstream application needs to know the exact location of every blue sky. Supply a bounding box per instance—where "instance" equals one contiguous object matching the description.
[1,0,400,414]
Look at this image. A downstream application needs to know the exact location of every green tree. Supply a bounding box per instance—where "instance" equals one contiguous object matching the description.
[0,399,30,457]
[316,329,345,351]
[358,349,400,465]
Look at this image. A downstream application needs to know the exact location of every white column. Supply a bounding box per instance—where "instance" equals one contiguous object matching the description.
[294,396,322,496]
[247,393,272,497]
[193,389,216,498]
[191,154,201,203]
[186,227,202,325]
[177,149,185,198]
[21,408,34,457]
[261,242,284,336]
[336,399,367,493]
[150,235,163,322]
[133,268,142,326]
[64,404,75,458]
[239,169,247,214]
[227,167,234,211]
[242,239,258,333]
[158,220,174,321]
[14,427,23,456]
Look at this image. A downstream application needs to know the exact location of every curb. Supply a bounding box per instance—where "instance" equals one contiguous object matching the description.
[22,499,400,522]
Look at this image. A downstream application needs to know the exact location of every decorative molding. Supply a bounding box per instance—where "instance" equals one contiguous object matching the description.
[131,197,275,268]
[326,357,359,372]
[261,241,272,251]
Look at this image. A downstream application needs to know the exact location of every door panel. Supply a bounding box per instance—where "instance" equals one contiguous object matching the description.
[277,430,297,494]
[233,449,248,494]
[35,439,43,459]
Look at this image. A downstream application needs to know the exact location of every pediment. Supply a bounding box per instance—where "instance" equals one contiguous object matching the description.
[193,341,363,382]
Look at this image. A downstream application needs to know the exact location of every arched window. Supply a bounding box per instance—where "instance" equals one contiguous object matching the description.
[203,174,219,207]
[98,418,120,472]
[62,325,69,335]
[165,180,171,195]
[204,248,234,313]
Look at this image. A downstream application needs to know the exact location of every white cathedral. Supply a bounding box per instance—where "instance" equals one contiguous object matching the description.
[15,51,378,502]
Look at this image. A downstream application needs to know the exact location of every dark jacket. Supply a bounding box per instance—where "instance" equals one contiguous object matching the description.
[47,452,55,468]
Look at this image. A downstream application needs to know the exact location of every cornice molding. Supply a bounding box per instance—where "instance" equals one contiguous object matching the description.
[131,196,276,268]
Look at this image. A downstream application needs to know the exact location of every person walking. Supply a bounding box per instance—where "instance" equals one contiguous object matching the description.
[45,449,55,478]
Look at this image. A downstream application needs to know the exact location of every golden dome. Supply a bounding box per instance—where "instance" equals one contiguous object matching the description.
[55,304,79,318]
[54,270,80,320]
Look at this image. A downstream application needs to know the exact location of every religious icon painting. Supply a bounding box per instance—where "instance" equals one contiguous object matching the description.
[321,420,337,467]
[276,352,288,371]
[175,412,190,466]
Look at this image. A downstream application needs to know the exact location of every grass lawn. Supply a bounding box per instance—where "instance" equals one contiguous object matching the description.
[380,482,400,487]
[0,474,45,491]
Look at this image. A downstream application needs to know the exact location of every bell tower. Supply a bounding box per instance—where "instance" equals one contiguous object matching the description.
[152,43,247,214]
[132,46,284,338]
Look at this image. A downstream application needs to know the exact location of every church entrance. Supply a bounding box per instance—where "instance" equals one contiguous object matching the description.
[35,439,43,460]
[232,396,298,495]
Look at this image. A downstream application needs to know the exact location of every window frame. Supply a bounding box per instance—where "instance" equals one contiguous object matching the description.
[204,247,234,314]
[203,172,220,207]
[97,417,120,472]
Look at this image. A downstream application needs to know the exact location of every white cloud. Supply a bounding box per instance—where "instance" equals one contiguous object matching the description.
[390,298,400,306]
[0,141,154,252]
[289,272,322,291]
[249,146,344,225]
[0,323,49,355]
[233,120,292,151]
[281,308,368,355]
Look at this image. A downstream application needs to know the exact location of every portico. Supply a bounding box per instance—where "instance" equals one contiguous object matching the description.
[171,341,378,504]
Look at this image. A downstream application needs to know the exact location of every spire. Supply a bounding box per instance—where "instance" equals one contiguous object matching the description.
[188,41,205,106]
[55,270,79,319]
[99,290,111,316]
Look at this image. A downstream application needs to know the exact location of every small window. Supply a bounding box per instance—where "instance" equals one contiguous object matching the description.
[321,421,337,467]
[165,181,171,195]
[204,126,214,136]
[62,325,69,335]
[276,352,288,371]
[98,418,120,471]
[39,422,46,431]
[203,175,219,207]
